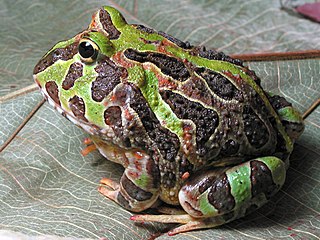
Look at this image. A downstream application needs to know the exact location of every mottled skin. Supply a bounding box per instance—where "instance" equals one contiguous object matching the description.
[33,6,304,235]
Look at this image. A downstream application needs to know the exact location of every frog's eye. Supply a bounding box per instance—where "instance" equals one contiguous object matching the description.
[78,39,99,63]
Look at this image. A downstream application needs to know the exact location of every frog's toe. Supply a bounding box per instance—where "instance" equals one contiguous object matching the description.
[130,214,222,235]
[98,179,119,201]
[99,177,120,190]
[98,178,120,201]
[81,137,98,156]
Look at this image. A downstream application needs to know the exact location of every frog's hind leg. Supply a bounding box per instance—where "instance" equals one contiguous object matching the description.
[98,148,160,212]
[131,156,286,235]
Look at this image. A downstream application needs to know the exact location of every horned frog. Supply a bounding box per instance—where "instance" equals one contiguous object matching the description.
[33,6,304,235]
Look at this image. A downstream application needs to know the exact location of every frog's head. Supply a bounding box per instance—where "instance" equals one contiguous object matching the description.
[33,6,129,130]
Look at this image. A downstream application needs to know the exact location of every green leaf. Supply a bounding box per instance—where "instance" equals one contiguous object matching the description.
[0,0,319,239]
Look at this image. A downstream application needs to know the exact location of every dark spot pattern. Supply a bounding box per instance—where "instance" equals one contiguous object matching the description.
[268,94,292,110]
[243,106,269,149]
[220,139,240,156]
[69,95,87,122]
[34,42,78,74]
[134,24,156,34]
[161,90,218,157]
[45,81,60,105]
[207,173,235,213]
[250,160,278,199]
[194,46,243,66]
[121,174,153,201]
[91,58,125,102]
[104,106,122,127]
[129,85,180,163]
[99,8,121,39]
[124,48,190,81]
[158,31,193,49]
[129,85,180,188]
[134,24,192,49]
[196,67,243,101]
[179,157,194,178]
[62,62,83,90]
[269,117,289,160]
[146,158,161,189]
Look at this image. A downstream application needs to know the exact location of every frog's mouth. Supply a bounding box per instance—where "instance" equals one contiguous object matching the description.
[34,75,110,138]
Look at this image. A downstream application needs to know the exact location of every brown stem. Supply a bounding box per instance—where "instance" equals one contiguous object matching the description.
[0,98,46,152]
[302,98,320,120]
[231,49,320,62]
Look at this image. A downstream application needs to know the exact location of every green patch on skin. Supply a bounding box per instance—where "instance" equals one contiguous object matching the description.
[103,6,128,29]
[36,55,106,128]
[258,157,286,187]
[134,173,152,190]
[278,106,303,123]
[199,191,219,217]
[227,162,252,207]
[127,66,184,137]
[87,32,115,57]
[110,24,162,53]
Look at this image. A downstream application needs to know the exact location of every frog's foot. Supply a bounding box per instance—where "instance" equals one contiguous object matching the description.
[156,205,186,215]
[81,137,97,156]
[130,214,223,235]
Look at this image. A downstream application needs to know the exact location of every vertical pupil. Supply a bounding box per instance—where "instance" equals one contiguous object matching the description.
[79,41,94,58]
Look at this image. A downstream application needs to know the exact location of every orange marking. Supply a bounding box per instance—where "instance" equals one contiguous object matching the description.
[134,151,144,160]
[81,144,97,156]
[110,94,116,102]
[124,108,133,121]
[128,171,139,179]
[83,138,92,145]
[182,172,190,180]
[112,52,134,68]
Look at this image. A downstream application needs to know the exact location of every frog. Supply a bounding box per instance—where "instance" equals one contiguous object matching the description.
[33,6,304,235]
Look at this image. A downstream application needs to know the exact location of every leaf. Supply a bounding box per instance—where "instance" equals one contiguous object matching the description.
[0,0,319,239]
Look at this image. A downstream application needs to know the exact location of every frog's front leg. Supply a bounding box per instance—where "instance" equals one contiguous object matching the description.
[98,148,160,212]
[131,156,286,235]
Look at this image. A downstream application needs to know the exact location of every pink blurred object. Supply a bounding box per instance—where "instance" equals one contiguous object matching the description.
[296,2,320,22]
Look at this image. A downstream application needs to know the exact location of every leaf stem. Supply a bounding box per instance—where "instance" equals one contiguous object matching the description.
[0,98,46,152]
[0,83,39,103]
[231,49,320,62]
[302,98,320,120]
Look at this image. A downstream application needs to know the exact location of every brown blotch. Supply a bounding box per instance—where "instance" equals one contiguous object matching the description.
[99,8,121,39]
[160,90,219,158]
[146,158,160,189]
[158,31,192,49]
[196,67,243,101]
[62,62,83,90]
[250,160,278,199]
[243,106,269,149]
[34,42,78,74]
[104,106,122,127]
[69,95,87,122]
[129,85,180,163]
[207,173,235,213]
[124,48,190,82]
[45,81,60,105]
[91,58,125,102]
[192,46,243,66]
